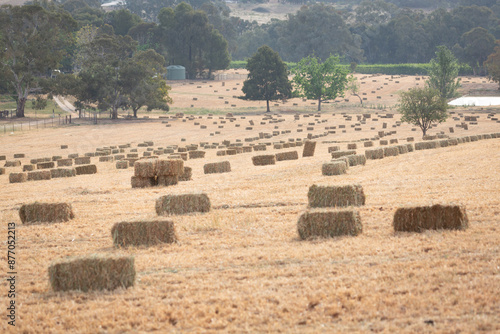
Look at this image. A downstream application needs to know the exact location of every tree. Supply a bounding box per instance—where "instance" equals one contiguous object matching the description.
[0,4,77,117]
[484,40,500,89]
[461,27,496,75]
[241,45,292,113]
[427,45,461,99]
[292,55,349,112]
[398,87,448,137]
[347,76,363,104]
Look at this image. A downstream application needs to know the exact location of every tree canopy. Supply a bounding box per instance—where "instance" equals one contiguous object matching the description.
[484,40,500,89]
[242,45,292,113]
[0,4,77,117]
[427,46,461,99]
[292,55,349,112]
[398,87,448,137]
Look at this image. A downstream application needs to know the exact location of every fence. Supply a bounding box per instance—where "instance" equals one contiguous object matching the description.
[1,115,73,135]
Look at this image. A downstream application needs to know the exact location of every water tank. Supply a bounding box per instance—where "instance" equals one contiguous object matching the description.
[166,65,186,80]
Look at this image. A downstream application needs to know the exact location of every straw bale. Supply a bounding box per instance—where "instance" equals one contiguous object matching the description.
[439,140,449,147]
[61,145,68,149]
[111,220,177,247]
[302,141,317,157]
[216,150,226,156]
[363,141,374,147]
[5,160,21,167]
[390,139,398,144]
[157,159,184,176]
[28,170,51,181]
[0,155,6,161]
[347,143,357,150]
[252,155,276,166]
[347,154,367,166]
[13,153,25,158]
[179,166,192,181]
[68,153,79,159]
[393,204,468,232]
[50,168,76,178]
[383,146,399,157]
[131,176,156,188]
[226,149,237,155]
[57,159,73,167]
[275,151,299,161]
[204,161,231,174]
[19,202,74,224]
[48,255,135,292]
[328,146,340,153]
[448,138,458,146]
[156,193,211,216]
[322,161,347,176]
[331,150,356,159]
[134,159,158,178]
[308,184,365,208]
[406,143,414,152]
[365,148,384,160]
[188,150,206,159]
[23,164,35,172]
[9,173,27,183]
[75,164,97,175]
[297,209,362,239]
[99,156,114,162]
[52,156,62,161]
[74,157,91,165]
[415,141,440,150]
[397,145,409,154]
[37,161,55,169]
[157,175,179,186]
[116,160,129,169]
[0,167,4,175]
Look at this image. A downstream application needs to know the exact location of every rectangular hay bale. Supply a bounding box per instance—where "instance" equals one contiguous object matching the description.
[111,220,177,247]
[308,184,365,208]
[297,209,362,239]
[204,161,231,174]
[156,193,211,216]
[393,204,468,232]
[19,202,74,223]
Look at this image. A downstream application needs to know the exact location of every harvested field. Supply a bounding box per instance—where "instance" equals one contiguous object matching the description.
[0,101,499,333]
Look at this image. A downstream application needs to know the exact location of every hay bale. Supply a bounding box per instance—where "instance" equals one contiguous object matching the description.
[415,141,440,150]
[383,146,399,157]
[328,146,340,152]
[204,161,231,174]
[156,193,211,216]
[157,175,179,186]
[365,148,384,160]
[111,220,177,247]
[9,173,27,183]
[179,166,192,181]
[347,143,357,150]
[57,159,73,167]
[252,155,276,166]
[0,167,4,175]
[308,184,365,208]
[379,140,388,145]
[75,164,97,175]
[397,145,409,154]
[99,156,114,162]
[116,160,129,169]
[131,176,156,188]
[297,209,362,239]
[363,141,374,147]
[188,150,206,159]
[157,159,184,176]
[275,151,299,161]
[50,168,76,178]
[13,153,25,158]
[134,159,158,178]
[74,157,91,165]
[0,155,6,161]
[37,161,55,169]
[19,202,74,223]
[393,204,468,232]
[48,255,135,292]
[52,156,62,162]
[27,170,51,181]
[347,154,367,166]
[322,161,347,176]
[4,160,21,167]
[23,164,35,172]
[302,141,316,157]
[216,150,226,156]
[331,150,356,159]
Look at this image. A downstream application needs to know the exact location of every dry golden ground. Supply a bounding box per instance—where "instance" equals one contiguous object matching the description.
[0,103,499,333]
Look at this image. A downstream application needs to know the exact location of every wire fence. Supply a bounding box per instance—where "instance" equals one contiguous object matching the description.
[0,115,74,135]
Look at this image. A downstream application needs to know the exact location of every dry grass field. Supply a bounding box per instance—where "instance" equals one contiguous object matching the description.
[0,75,499,333]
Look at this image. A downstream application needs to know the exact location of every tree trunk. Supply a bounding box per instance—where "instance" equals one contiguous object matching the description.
[318,98,322,112]
[266,99,270,112]
[421,127,427,137]
[112,106,118,119]
[16,97,27,118]
[133,108,139,118]
[354,94,363,104]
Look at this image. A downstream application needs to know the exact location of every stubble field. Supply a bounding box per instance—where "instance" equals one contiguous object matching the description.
[0,75,499,333]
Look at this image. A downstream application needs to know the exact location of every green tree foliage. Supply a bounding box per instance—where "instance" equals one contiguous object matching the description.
[347,76,363,104]
[242,45,292,113]
[460,27,496,75]
[0,4,77,117]
[106,9,141,36]
[157,2,230,78]
[292,55,349,112]
[484,40,500,89]
[31,95,48,110]
[398,87,448,137]
[427,46,461,99]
